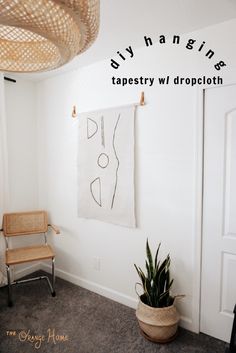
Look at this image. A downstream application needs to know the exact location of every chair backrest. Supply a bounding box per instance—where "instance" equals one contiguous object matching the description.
[2,211,48,237]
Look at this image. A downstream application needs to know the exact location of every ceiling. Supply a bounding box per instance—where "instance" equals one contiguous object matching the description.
[10,0,236,81]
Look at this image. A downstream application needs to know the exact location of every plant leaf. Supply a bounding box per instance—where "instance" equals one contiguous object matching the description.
[135,243,174,308]
[154,243,161,269]
[145,260,151,280]
[146,239,154,278]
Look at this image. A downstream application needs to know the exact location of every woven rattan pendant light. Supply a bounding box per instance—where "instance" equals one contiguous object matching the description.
[0,0,99,72]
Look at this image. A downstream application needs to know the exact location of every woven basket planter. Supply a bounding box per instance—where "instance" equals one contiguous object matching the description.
[136,299,180,343]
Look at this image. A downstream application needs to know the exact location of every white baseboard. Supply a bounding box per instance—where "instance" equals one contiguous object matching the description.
[6,261,194,332]
[40,262,138,309]
[13,262,41,281]
[179,316,193,331]
[40,262,194,332]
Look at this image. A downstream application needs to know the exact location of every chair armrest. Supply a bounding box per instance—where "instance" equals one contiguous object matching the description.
[48,224,60,235]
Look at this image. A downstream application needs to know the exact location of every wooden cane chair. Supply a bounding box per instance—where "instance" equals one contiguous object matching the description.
[0,210,60,306]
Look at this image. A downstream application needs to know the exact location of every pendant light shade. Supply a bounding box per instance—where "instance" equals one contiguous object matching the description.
[0,0,99,72]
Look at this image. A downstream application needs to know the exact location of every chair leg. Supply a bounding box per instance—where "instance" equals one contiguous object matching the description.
[6,265,13,307]
[51,257,56,297]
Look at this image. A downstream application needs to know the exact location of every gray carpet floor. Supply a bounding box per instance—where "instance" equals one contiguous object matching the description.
[0,271,226,353]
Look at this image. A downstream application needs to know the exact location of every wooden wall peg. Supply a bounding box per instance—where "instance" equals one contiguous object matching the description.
[140,92,145,106]
[72,105,77,118]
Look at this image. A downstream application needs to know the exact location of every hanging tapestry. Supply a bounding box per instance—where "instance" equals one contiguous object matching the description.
[78,105,136,227]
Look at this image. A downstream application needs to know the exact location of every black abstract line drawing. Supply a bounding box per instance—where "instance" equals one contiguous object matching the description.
[97,153,109,169]
[90,177,102,207]
[111,114,121,209]
[101,116,105,147]
[87,118,98,139]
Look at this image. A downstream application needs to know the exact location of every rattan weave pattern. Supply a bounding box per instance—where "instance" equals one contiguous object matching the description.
[3,211,48,236]
[0,0,99,72]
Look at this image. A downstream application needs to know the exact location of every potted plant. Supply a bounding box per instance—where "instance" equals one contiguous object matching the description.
[134,240,182,343]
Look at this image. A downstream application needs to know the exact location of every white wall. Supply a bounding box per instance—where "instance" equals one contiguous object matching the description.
[5,78,38,211]
[4,78,39,277]
[36,19,236,333]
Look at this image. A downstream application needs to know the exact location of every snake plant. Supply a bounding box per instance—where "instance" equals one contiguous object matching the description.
[134,240,174,308]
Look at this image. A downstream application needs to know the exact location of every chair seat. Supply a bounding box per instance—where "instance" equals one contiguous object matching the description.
[6,245,55,265]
